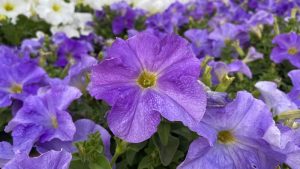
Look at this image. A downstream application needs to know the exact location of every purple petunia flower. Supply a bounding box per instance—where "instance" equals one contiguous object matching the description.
[243,46,264,63]
[184,29,211,58]
[209,23,247,45]
[111,2,138,35]
[54,36,93,67]
[0,142,14,168]
[185,0,215,20]
[88,32,207,143]
[255,81,298,115]
[288,70,300,107]
[146,13,174,35]
[271,32,300,68]
[178,91,282,169]
[36,119,111,159]
[3,150,72,169]
[247,10,274,26]
[5,84,82,153]
[165,2,189,27]
[0,46,46,108]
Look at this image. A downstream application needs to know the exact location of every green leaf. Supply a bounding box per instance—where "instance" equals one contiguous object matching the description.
[153,135,179,166]
[157,122,171,146]
[137,156,155,169]
[88,155,112,169]
[0,15,50,45]
[69,160,87,169]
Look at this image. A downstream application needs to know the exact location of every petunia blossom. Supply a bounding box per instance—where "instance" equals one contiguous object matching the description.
[270,32,300,68]
[88,32,207,143]
[3,150,72,169]
[0,46,46,108]
[255,81,298,115]
[0,142,14,168]
[179,91,283,169]
[288,69,300,107]
[5,84,82,153]
[36,119,111,159]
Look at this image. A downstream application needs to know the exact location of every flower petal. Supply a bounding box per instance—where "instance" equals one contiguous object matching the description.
[107,88,161,143]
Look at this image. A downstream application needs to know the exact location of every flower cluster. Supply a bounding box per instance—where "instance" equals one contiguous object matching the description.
[1,0,300,169]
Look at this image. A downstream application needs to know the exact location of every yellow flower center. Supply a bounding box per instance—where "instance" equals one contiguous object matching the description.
[3,3,14,11]
[288,47,298,55]
[217,130,235,144]
[52,4,61,12]
[51,116,58,129]
[137,71,157,88]
[10,84,22,94]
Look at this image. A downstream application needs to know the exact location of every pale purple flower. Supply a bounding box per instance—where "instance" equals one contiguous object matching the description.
[179,91,282,169]
[5,84,81,153]
[228,60,252,78]
[55,37,93,67]
[184,29,211,58]
[111,2,137,35]
[0,46,46,108]
[3,150,71,169]
[37,119,111,159]
[288,69,300,107]
[271,32,300,68]
[247,10,274,26]
[0,142,14,168]
[88,32,207,143]
[255,81,298,115]
[243,47,264,63]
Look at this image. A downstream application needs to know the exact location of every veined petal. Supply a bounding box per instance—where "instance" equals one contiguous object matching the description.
[107,87,161,143]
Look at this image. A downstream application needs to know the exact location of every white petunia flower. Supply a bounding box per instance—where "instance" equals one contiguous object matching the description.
[132,0,175,13]
[35,0,75,26]
[0,0,31,23]
[82,0,128,10]
[51,12,93,38]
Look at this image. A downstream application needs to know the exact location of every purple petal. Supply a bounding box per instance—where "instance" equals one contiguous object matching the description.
[228,60,252,78]
[107,88,161,143]
[88,57,139,105]
[0,142,14,168]
[178,137,278,169]
[157,74,207,129]
[10,124,44,154]
[38,84,82,111]
[39,110,76,142]
[3,150,72,169]
[255,81,298,115]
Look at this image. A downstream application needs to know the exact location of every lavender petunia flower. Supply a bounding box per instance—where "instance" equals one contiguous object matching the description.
[255,81,298,115]
[21,38,43,56]
[271,32,300,68]
[5,84,82,153]
[186,0,215,20]
[111,2,137,35]
[228,60,252,78]
[179,91,282,169]
[247,10,274,26]
[0,46,46,108]
[209,23,248,45]
[288,70,300,107]
[146,13,174,35]
[37,119,111,159]
[3,150,72,169]
[55,37,93,67]
[184,29,211,58]
[64,53,97,92]
[165,2,189,27]
[0,142,14,168]
[243,46,264,63]
[88,32,207,143]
